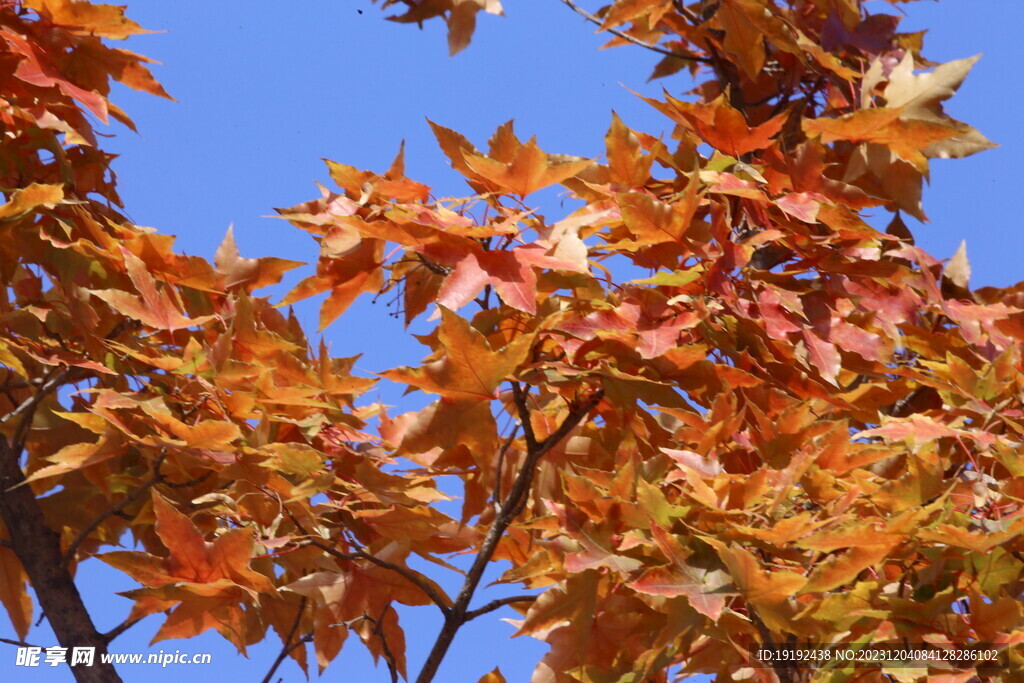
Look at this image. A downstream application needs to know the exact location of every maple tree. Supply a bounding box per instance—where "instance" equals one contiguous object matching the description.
[0,0,1021,681]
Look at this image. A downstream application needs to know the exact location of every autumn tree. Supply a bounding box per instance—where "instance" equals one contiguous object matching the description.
[0,0,1021,682]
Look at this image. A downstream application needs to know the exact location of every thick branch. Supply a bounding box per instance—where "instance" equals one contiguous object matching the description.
[0,435,120,683]
[559,0,712,64]
[414,386,603,683]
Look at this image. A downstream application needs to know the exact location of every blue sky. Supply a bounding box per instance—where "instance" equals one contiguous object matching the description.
[3,1,1022,681]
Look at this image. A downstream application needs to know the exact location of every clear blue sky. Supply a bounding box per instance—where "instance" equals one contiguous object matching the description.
[2,1,1022,681]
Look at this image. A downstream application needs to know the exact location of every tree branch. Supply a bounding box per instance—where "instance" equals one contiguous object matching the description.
[492,424,519,506]
[559,0,711,64]
[0,636,42,649]
[2,319,138,453]
[365,607,400,683]
[464,595,536,622]
[3,366,88,453]
[61,451,168,570]
[277,499,452,615]
[261,598,309,683]
[0,435,120,682]
[349,543,452,616]
[61,449,211,570]
[101,615,147,644]
[414,385,603,683]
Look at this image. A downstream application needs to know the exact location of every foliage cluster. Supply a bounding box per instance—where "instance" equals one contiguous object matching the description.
[0,1,1019,682]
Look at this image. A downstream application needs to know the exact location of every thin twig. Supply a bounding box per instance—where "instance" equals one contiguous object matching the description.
[5,366,87,453]
[102,615,146,644]
[673,0,702,25]
[0,366,60,425]
[277,499,451,615]
[0,636,42,648]
[560,0,711,64]
[2,318,138,453]
[261,598,308,683]
[366,607,400,683]
[61,450,168,569]
[351,546,451,614]
[511,382,538,451]
[62,451,213,569]
[492,425,519,506]
[464,595,536,622]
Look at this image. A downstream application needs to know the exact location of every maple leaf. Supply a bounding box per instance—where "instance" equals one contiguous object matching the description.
[380,307,533,401]
[641,92,787,157]
[435,247,538,313]
[628,526,730,620]
[433,0,500,55]
[944,240,971,289]
[0,548,32,640]
[477,668,507,683]
[280,238,384,330]
[25,0,149,40]
[102,492,275,595]
[804,108,961,172]
[463,137,592,197]
[215,225,302,292]
[883,54,997,160]
[717,0,765,79]
[775,192,822,223]
[100,493,275,649]
[90,247,217,330]
[0,28,109,121]
[707,540,805,632]
[0,183,63,220]
[605,112,653,188]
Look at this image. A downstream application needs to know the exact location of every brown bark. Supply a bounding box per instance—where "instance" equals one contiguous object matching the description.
[0,436,121,682]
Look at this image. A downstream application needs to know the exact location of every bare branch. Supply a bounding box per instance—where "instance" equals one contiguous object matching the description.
[102,615,147,644]
[261,598,309,683]
[492,424,519,506]
[559,0,711,64]
[510,382,538,451]
[0,636,42,648]
[465,595,536,622]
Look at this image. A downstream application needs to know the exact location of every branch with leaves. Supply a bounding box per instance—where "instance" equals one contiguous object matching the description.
[0,1,1016,682]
